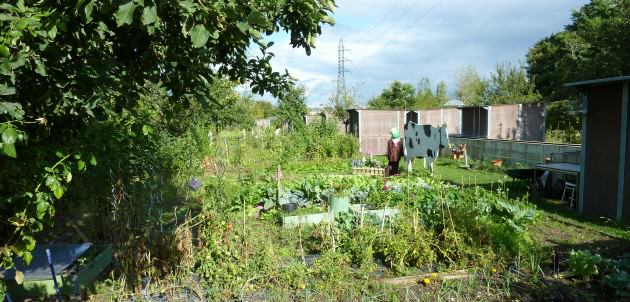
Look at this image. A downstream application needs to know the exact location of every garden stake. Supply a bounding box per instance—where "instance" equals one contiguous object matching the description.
[360,204,364,228]
[380,205,386,231]
[224,138,229,162]
[46,248,63,302]
[330,211,336,253]
[298,219,306,264]
[276,165,281,207]
[475,175,478,194]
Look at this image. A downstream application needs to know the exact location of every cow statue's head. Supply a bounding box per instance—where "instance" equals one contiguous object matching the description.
[438,124,449,149]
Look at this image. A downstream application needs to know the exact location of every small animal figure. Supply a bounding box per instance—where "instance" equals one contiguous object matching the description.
[404,122,449,173]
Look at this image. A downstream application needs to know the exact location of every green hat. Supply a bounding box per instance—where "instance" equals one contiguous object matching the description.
[390,127,400,139]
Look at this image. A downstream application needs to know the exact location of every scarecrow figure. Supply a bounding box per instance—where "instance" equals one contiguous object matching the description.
[385,127,405,176]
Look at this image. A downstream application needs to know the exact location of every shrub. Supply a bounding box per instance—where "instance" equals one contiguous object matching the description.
[568,249,603,280]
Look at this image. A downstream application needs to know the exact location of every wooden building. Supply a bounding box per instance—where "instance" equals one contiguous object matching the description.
[566,76,630,222]
[418,108,463,135]
[457,102,545,141]
[347,109,408,155]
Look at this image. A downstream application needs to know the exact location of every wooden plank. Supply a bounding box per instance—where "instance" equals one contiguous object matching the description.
[378,270,470,286]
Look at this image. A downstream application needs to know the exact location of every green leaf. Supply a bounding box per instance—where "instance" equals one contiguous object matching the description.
[77,159,86,171]
[22,251,32,265]
[247,11,266,26]
[15,270,23,284]
[190,24,210,48]
[22,236,35,251]
[0,45,9,57]
[90,154,97,165]
[178,0,197,14]
[263,198,274,210]
[142,124,152,135]
[115,1,138,27]
[53,186,64,199]
[142,5,158,25]
[47,25,57,39]
[236,22,251,34]
[0,14,16,22]
[322,15,335,26]
[3,142,16,158]
[36,201,49,219]
[35,60,47,76]
[0,84,16,96]
[2,126,18,144]
[66,171,72,183]
[84,0,95,23]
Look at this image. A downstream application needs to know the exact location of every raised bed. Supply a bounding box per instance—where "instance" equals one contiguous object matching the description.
[282,206,399,228]
[352,167,384,176]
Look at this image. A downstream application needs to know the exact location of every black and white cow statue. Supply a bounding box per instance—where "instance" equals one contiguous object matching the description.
[403,121,449,173]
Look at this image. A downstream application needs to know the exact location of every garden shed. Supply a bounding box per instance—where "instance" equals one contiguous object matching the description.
[487,102,546,141]
[461,106,488,137]
[566,75,630,222]
[347,109,408,155]
[459,103,546,141]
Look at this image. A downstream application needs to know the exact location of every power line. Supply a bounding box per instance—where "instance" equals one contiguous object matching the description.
[351,0,425,47]
[350,0,445,80]
[371,0,408,28]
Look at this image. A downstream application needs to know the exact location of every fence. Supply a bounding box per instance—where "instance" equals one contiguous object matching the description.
[446,137,581,167]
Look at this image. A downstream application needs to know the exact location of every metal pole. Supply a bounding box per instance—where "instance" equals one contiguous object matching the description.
[46,248,63,302]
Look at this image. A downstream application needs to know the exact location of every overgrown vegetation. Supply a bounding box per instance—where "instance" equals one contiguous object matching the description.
[2,0,629,301]
[0,0,336,279]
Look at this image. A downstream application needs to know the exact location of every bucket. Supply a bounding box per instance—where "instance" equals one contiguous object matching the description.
[329,196,350,213]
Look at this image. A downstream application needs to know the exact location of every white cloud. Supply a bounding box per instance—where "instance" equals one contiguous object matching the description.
[261,0,589,106]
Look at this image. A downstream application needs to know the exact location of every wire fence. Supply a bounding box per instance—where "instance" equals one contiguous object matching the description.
[447,137,581,167]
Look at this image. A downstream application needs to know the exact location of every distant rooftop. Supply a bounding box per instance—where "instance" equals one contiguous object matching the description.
[565,75,630,87]
[444,99,465,107]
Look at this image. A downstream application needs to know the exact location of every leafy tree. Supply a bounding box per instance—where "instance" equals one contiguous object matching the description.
[486,62,540,105]
[367,80,415,109]
[415,77,434,109]
[252,100,275,119]
[330,84,358,129]
[204,78,256,132]
[455,66,488,105]
[414,78,448,109]
[435,81,449,107]
[545,100,582,143]
[274,84,308,131]
[527,0,630,101]
[0,0,336,274]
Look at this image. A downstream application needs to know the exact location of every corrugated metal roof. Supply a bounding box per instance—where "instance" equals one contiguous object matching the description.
[565,75,630,87]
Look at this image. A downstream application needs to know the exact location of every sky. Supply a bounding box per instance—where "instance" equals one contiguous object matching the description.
[256,0,590,107]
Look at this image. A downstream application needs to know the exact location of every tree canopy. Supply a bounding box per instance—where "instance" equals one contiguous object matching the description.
[0,0,336,275]
[486,62,539,105]
[274,84,308,130]
[454,65,487,105]
[527,0,630,101]
[367,80,415,109]
[367,79,451,110]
